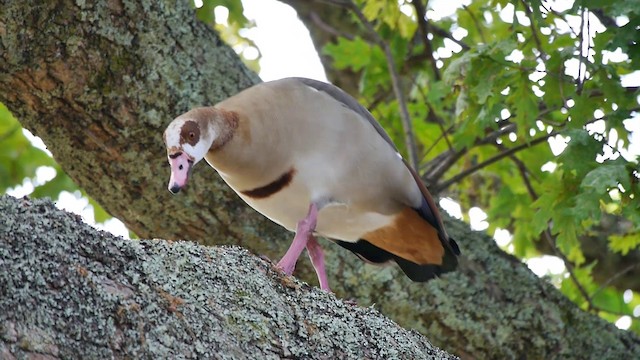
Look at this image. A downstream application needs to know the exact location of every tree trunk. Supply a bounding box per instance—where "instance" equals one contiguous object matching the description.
[1,1,639,358]
[0,195,456,359]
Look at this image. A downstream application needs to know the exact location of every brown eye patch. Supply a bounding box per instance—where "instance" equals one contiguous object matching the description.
[180,120,200,146]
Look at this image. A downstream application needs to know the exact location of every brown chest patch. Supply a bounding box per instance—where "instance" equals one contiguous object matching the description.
[240,168,296,199]
[362,207,444,265]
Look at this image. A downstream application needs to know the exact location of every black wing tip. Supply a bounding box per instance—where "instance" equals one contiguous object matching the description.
[399,241,459,282]
[395,259,447,282]
[335,239,460,283]
[448,236,461,256]
[335,239,394,264]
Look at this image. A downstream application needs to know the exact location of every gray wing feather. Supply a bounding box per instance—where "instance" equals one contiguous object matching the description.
[294,77,399,152]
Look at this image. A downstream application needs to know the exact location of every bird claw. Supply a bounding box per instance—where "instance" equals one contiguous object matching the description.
[276,259,296,276]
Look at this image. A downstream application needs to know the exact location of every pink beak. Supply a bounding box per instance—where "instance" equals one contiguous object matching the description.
[167,152,194,194]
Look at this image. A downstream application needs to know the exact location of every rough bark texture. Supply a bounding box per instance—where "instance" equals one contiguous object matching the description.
[0,0,269,247]
[1,1,640,359]
[0,195,456,359]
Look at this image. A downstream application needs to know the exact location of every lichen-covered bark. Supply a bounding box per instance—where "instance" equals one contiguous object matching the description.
[1,1,639,359]
[0,195,456,359]
[0,0,269,246]
[2,195,639,359]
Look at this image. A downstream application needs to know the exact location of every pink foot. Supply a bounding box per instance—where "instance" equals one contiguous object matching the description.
[307,235,331,292]
[276,203,318,275]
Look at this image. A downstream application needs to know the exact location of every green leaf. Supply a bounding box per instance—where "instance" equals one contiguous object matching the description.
[397,12,417,39]
[580,164,628,194]
[443,52,474,86]
[362,0,385,21]
[323,37,373,71]
[558,129,601,176]
[0,103,58,193]
[554,210,585,265]
[568,94,597,129]
[510,72,539,137]
[609,232,640,255]
[560,262,597,306]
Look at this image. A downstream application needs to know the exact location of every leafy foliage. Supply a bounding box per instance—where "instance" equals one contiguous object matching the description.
[194,0,261,71]
[320,0,640,332]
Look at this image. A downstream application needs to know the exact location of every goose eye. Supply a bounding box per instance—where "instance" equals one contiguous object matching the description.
[189,132,195,139]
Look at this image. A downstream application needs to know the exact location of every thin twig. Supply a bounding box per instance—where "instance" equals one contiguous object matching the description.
[434,131,555,192]
[419,123,456,163]
[422,122,516,183]
[410,77,454,152]
[345,0,419,170]
[493,143,539,199]
[366,88,393,112]
[412,0,441,80]
[422,148,467,187]
[428,105,454,150]
[590,263,640,300]
[462,5,486,43]
[429,23,470,50]
[313,0,350,6]
[539,2,580,38]
[477,123,517,145]
[423,100,637,191]
[542,229,595,311]
[577,5,586,95]
[520,0,547,59]
[309,11,354,40]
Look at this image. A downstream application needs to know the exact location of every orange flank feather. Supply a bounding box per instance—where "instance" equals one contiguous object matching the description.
[362,207,444,266]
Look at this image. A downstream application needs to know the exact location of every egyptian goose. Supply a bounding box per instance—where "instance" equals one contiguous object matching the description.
[164,77,460,291]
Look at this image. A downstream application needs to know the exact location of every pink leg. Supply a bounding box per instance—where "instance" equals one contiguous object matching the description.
[276,203,318,276]
[306,235,331,292]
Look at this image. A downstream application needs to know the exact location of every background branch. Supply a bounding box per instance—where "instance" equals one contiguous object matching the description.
[345,0,419,169]
[412,0,441,81]
[433,132,555,192]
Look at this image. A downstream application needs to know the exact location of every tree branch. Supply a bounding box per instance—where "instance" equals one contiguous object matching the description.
[309,11,354,40]
[462,5,486,44]
[343,0,419,170]
[493,142,539,200]
[591,263,640,301]
[520,0,547,59]
[430,23,471,50]
[577,5,587,95]
[433,132,555,192]
[0,195,456,359]
[412,0,441,80]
